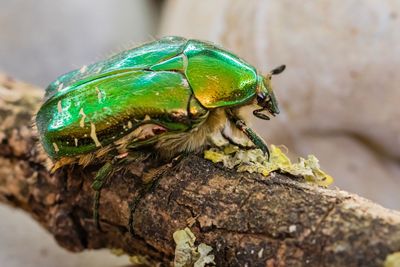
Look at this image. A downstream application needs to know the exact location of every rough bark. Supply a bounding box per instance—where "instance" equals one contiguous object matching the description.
[1,73,400,267]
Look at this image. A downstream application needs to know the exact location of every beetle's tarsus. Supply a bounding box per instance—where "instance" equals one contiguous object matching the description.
[128,197,140,235]
[93,190,101,231]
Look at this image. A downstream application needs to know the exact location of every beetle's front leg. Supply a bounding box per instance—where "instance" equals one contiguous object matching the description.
[220,130,256,150]
[226,109,270,160]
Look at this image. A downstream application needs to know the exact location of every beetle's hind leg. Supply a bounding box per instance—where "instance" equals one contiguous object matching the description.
[91,161,114,231]
[226,109,271,159]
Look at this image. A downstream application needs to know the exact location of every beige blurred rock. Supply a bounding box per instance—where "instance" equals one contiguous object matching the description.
[0,1,159,266]
[0,0,159,87]
[0,205,130,267]
[161,0,400,209]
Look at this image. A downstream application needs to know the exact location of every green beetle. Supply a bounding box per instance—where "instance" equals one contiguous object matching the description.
[36,36,285,229]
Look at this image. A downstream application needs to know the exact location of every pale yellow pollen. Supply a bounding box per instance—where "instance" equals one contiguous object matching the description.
[74,138,78,147]
[79,108,86,128]
[52,142,59,152]
[95,87,102,101]
[127,121,133,129]
[57,100,62,113]
[57,83,64,91]
[80,65,88,73]
[90,123,101,147]
[143,114,151,121]
[181,79,189,87]
[182,54,188,71]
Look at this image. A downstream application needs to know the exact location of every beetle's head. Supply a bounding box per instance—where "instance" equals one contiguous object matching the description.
[254,65,285,120]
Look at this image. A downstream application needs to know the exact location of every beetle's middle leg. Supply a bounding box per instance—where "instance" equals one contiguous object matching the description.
[226,109,270,159]
[91,161,114,231]
[91,152,131,230]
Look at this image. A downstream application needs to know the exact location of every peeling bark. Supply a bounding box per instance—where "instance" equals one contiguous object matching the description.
[0,73,400,267]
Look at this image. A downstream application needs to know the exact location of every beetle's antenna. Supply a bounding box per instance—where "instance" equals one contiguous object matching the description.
[253,108,270,120]
[270,65,286,75]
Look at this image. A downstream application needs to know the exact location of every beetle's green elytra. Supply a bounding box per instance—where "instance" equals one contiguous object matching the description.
[36,36,285,165]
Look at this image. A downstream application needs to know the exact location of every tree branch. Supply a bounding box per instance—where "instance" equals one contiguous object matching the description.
[1,73,400,266]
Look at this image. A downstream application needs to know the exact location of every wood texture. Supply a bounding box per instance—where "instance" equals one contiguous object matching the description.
[1,73,400,266]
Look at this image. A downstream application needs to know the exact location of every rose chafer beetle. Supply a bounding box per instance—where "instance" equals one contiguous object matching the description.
[36,36,285,229]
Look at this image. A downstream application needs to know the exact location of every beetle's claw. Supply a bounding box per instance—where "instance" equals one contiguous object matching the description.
[264,146,271,161]
[258,142,270,161]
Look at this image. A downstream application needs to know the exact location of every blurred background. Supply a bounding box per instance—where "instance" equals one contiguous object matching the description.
[1,0,399,266]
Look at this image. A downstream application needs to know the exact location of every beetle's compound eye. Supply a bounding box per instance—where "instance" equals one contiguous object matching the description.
[270,65,286,75]
[257,93,270,107]
[256,93,265,104]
